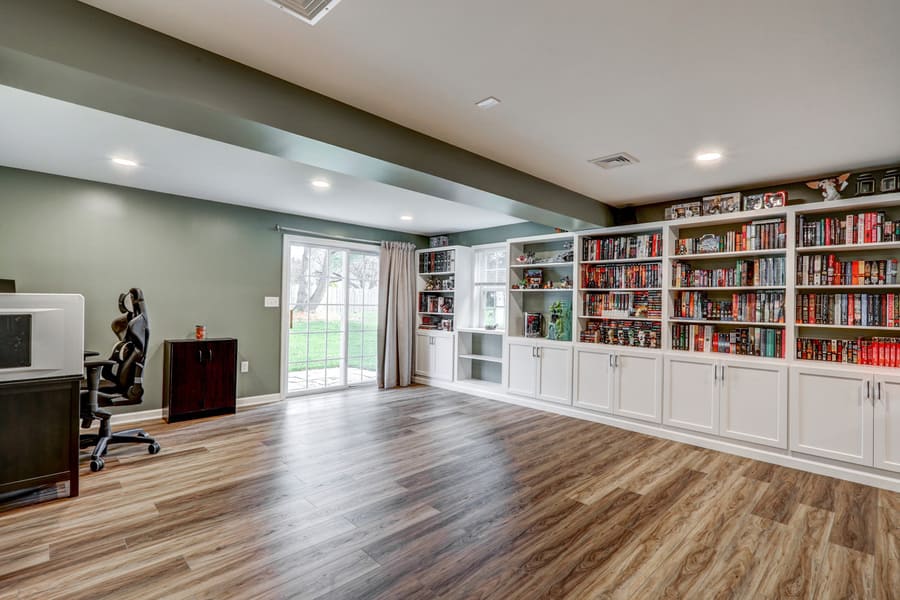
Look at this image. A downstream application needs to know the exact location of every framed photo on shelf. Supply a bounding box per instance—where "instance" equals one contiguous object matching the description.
[763,190,787,208]
[856,173,876,195]
[743,193,766,211]
[524,312,543,338]
[880,171,898,194]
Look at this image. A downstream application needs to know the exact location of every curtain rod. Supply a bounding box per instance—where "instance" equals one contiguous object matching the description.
[274,225,384,246]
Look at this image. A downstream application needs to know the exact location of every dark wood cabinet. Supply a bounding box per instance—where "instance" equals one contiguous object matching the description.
[0,376,80,498]
[163,338,237,422]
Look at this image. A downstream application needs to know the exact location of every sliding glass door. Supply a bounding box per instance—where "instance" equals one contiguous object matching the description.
[283,236,379,395]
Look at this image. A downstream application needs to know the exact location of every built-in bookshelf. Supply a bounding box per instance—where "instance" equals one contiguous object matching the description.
[415,246,471,332]
[666,212,790,358]
[576,227,663,349]
[506,233,576,340]
[456,327,504,386]
[794,199,900,366]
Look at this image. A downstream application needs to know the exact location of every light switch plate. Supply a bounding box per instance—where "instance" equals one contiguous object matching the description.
[264,296,280,308]
[240,361,249,373]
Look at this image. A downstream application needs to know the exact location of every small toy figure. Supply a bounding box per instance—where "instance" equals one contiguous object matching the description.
[806,173,850,202]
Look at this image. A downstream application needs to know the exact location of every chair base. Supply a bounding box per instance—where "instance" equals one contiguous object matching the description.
[80,427,160,472]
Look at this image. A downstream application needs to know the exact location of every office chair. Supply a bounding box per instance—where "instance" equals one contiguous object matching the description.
[81,288,160,472]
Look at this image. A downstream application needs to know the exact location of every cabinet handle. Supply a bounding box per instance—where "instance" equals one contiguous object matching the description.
[720,364,725,382]
[609,354,614,368]
[866,380,871,401]
[208,348,213,362]
[713,365,718,381]
[198,349,203,364]
[877,382,883,402]
[615,354,619,368]
[535,347,541,359]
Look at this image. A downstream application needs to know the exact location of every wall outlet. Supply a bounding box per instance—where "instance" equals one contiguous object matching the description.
[264,296,279,308]
[240,361,249,373]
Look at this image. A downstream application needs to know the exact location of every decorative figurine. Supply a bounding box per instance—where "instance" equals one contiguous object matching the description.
[806,173,850,202]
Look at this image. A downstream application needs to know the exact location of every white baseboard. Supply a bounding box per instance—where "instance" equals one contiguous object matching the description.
[108,393,284,426]
[422,378,900,493]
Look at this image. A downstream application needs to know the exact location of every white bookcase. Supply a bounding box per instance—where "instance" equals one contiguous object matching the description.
[415,246,471,382]
[424,191,900,490]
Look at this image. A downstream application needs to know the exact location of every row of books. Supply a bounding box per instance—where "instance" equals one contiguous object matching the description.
[672,257,785,289]
[797,211,899,247]
[797,293,900,328]
[418,250,455,274]
[797,337,900,367]
[580,320,661,348]
[675,218,786,255]
[582,290,662,318]
[419,294,453,314]
[582,263,662,289]
[671,324,785,357]
[582,232,662,261]
[796,255,898,286]
[672,291,785,323]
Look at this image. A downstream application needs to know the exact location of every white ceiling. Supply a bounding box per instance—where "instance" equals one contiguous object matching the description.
[79,0,900,207]
[0,85,523,235]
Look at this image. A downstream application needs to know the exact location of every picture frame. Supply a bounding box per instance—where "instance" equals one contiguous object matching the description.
[880,171,898,194]
[524,312,543,338]
[856,173,876,196]
[743,193,765,211]
[763,190,787,208]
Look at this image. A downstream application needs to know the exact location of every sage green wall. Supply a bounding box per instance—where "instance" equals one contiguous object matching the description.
[448,222,557,246]
[0,167,425,413]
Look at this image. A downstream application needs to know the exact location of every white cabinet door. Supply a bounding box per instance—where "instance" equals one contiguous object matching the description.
[507,341,537,397]
[719,360,787,449]
[663,355,717,433]
[573,347,614,413]
[537,345,573,405]
[790,367,873,466]
[415,333,433,378]
[616,351,663,423]
[875,374,900,473]
[431,335,455,382]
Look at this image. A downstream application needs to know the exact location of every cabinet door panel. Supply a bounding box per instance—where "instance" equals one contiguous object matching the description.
[719,360,787,448]
[167,342,206,415]
[663,355,716,432]
[431,336,454,382]
[790,367,873,466]
[203,340,237,412]
[875,375,900,473]
[507,342,537,397]
[616,352,662,423]
[574,348,614,413]
[415,334,432,378]
[537,345,572,405]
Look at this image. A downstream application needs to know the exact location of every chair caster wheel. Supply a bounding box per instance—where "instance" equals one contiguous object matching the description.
[148,442,161,455]
[90,458,105,472]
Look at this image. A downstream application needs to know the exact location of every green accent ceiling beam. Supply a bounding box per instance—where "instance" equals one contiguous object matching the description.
[0,0,612,231]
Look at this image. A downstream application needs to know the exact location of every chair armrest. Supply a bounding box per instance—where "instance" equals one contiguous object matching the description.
[84,350,100,358]
[84,359,115,369]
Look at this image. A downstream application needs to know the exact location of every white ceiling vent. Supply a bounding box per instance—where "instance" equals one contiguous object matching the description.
[265,0,343,25]
[588,152,640,170]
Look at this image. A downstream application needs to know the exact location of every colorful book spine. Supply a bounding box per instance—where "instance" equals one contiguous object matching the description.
[797,337,900,367]
[671,257,785,288]
[582,232,662,261]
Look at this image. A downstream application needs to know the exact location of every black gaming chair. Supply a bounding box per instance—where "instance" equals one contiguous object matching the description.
[81,288,160,472]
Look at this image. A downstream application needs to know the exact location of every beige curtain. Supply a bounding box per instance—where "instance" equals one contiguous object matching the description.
[377,241,416,389]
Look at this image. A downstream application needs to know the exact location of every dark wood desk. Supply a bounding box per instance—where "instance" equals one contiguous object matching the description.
[163,338,237,422]
[0,376,80,498]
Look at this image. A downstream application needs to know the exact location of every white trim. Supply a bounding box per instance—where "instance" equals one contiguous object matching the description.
[108,393,285,426]
[418,377,900,493]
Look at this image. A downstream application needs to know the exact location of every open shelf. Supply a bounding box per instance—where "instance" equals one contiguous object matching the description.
[796,323,900,331]
[670,318,786,327]
[509,261,574,269]
[509,288,574,292]
[671,248,786,260]
[670,286,786,291]
[580,287,662,292]
[458,353,503,363]
[579,315,661,322]
[581,257,663,265]
[795,285,900,290]
[796,241,900,254]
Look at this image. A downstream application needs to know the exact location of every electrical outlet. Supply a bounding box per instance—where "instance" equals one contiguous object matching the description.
[240,361,249,373]
[264,296,279,308]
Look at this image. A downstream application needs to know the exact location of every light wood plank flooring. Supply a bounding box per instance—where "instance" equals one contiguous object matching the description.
[1,385,898,599]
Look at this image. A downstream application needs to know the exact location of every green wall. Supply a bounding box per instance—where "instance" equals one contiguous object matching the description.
[448,222,557,246]
[0,167,425,413]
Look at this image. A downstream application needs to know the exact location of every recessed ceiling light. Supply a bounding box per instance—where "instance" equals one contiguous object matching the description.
[695,151,723,162]
[111,157,139,167]
[310,178,331,189]
[400,215,414,221]
[475,96,501,109]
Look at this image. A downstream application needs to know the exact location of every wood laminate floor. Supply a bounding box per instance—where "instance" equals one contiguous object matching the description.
[1,385,898,599]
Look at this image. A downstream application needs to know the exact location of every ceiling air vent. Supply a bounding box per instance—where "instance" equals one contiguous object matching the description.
[588,152,640,170]
[265,0,343,25]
